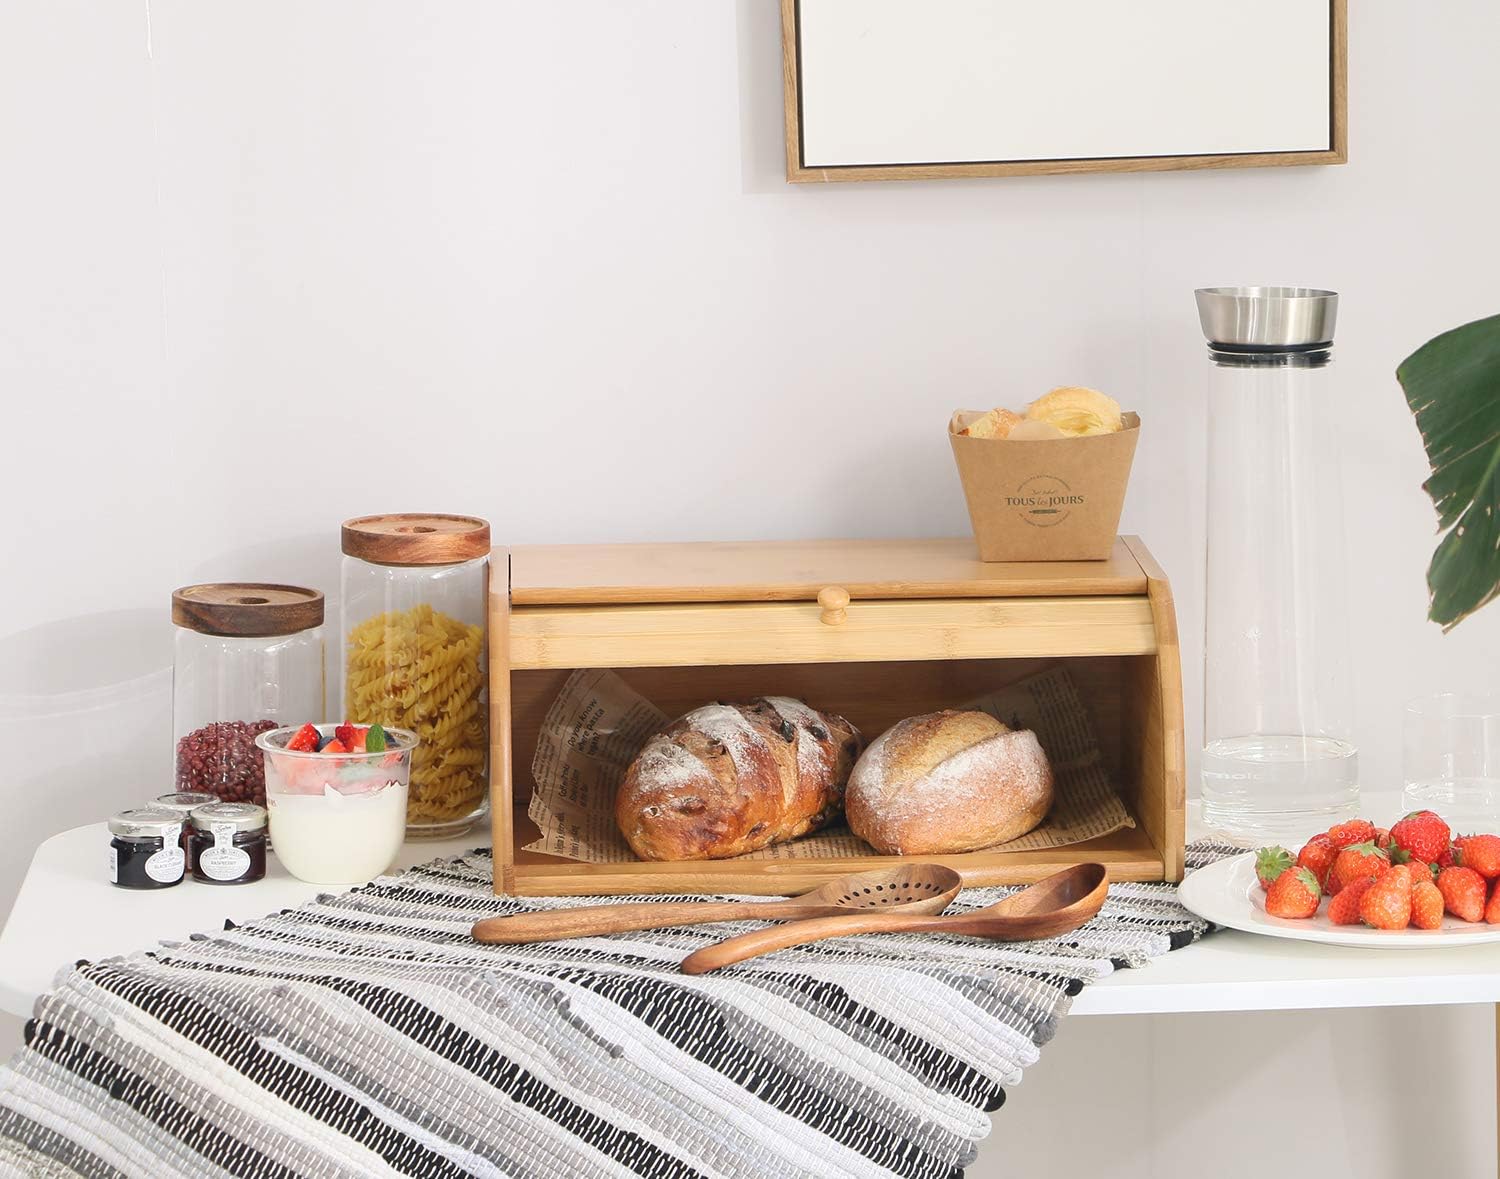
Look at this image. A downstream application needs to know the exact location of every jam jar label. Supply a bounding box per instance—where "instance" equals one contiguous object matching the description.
[200,822,251,882]
[109,845,118,884]
[146,828,185,884]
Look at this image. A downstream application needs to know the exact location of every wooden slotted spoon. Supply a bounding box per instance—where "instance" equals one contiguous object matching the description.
[470,864,964,945]
[679,862,1109,975]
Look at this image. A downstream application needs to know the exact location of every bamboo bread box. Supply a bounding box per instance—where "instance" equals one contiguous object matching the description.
[489,536,1185,896]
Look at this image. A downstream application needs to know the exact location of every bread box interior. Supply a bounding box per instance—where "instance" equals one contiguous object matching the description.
[489,537,1184,896]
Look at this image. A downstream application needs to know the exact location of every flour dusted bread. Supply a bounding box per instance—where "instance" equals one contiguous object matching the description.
[846,710,1053,855]
[616,698,861,861]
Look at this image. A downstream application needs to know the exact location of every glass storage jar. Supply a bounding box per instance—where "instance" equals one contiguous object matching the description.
[172,583,326,806]
[340,513,490,837]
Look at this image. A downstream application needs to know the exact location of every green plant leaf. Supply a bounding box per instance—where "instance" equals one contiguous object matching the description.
[1396,312,1500,630]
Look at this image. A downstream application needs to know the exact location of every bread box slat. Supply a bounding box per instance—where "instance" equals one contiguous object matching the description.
[489,535,1185,896]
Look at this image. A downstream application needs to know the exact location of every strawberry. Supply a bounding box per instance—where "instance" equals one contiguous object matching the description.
[1455,835,1500,879]
[1360,864,1413,930]
[321,738,350,755]
[1374,827,1392,852]
[1404,859,1435,884]
[334,722,358,749]
[1264,866,1322,919]
[1255,846,1295,891]
[1412,879,1445,930]
[1437,865,1487,922]
[285,722,320,752]
[1389,810,1451,866]
[1328,841,1389,895]
[1487,881,1500,925]
[1436,845,1455,870]
[1328,819,1377,851]
[1328,875,1378,925]
[1295,834,1337,891]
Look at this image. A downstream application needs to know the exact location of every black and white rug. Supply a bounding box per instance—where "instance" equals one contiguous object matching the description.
[0,842,1239,1178]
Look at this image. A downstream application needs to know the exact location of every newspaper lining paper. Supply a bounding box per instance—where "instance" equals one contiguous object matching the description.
[525,665,1133,864]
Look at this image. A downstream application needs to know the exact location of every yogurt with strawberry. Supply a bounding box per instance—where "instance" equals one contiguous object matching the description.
[255,723,418,885]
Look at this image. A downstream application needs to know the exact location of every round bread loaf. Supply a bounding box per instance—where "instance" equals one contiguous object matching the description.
[845,709,1053,855]
[615,697,861,861]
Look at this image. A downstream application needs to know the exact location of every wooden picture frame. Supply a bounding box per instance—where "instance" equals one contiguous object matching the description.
[782,0,1347,183]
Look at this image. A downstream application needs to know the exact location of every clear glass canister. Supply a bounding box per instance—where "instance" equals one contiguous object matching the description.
[1196,286,1358,841]
[340,513,490,837]
[171,583,326,806]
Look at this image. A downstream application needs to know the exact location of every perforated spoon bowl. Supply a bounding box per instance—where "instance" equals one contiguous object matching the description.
[679,862,1109,975]
[470,864,963,945]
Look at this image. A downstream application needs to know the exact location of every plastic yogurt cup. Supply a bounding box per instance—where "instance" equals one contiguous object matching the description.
[255,724,417,885]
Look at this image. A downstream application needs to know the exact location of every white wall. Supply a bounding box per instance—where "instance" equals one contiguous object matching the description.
[3,1,1498,1173]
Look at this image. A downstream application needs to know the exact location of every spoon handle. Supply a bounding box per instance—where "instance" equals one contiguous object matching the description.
[472,899,792,944]
[679,911,943,974]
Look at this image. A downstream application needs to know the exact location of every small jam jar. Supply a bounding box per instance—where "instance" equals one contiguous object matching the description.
[188,802,268,885]
[108,807,187,890]
[155,791,219,850]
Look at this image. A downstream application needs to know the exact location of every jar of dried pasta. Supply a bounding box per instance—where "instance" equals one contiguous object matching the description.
[340,513,490,837]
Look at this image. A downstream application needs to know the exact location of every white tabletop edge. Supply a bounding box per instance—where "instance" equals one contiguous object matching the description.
[7,799,1500,1020]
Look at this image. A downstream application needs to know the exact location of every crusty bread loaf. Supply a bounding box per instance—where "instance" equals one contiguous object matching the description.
[845,709,1053,855]
[615,697,861,861]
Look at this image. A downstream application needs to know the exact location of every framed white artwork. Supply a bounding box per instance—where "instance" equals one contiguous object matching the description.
[783,0,1346,181]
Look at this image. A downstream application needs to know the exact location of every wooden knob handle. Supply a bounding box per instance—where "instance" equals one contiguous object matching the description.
[818,587,850,626]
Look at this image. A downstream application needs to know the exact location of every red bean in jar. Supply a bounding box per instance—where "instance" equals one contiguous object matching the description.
[174,721,277,804]
[171,583,326,804]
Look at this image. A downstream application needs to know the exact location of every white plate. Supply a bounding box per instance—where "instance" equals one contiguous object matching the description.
[1178,853,1500,948]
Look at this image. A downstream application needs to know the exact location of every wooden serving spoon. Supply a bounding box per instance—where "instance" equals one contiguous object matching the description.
[678,862,1109,975]
[470,864,964,945]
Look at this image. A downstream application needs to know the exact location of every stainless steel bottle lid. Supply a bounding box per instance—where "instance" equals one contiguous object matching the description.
[108,806,187,839]
[1195,286,1338,349]
[155,791,219,815]
[189,801,268,833]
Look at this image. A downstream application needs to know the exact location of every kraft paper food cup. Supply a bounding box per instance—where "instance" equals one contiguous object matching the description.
[949,410,1140,561]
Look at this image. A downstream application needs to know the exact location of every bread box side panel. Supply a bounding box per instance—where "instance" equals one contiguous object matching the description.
[489,555,516,895]
[1120,539,1186,881]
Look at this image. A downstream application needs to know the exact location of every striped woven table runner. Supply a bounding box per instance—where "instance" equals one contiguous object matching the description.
[0,841,1239,1179]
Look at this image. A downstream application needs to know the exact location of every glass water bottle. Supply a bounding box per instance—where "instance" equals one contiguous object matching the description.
[1196,286,1358,841]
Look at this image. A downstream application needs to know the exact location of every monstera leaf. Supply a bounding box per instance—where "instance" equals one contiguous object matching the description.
[1396,312,1500,630]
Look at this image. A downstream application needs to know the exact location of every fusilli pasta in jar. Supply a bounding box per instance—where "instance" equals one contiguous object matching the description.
[340,514,490,836]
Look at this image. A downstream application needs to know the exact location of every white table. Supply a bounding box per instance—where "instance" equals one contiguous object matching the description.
[5,798,1500,1175]
[8,797,1500,1020]
[0,826,478,1016]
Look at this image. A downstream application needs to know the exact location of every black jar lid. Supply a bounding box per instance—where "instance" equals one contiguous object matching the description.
[172,584,325,637]
[108,806,186,839]
[189,801,268,834]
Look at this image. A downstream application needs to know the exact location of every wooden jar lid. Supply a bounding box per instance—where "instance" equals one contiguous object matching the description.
[341,513,491,566]
[171,583,325,637]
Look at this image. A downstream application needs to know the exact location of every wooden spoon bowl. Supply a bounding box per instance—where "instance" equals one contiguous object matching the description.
[679,863,1109,975]
[471,863,963,945]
